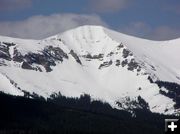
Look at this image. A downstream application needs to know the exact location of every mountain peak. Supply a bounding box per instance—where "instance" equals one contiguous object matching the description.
[0,25,180,115]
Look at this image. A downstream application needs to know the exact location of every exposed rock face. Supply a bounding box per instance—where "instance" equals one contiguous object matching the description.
[122,48,133,58]
[0,42,13,61]
[119,58,141,72]
[21,46,68,72]
[127,59,141,71]
[107,52,114,57]
[70,50,82,65]
[23,52,56,72]
[99,60,113,69]
[22,62,34,70]
[8,40,141,73]
[84,53,104,60]
[13,48,24,62]
[2,42,16,46]
[116,96,150,112]
[92,43,142,73]
[43,46,68,61]
[0,42,69,72]
[116,60,121,66]
[121,59,128,67]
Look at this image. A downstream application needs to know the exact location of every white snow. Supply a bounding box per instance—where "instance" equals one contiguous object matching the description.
[105,27,180,83]
[0,73,23,96]
[0,25,179,114]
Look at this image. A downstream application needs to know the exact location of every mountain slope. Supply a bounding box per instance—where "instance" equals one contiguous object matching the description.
[0,25,179,114]
[106,28,180,83]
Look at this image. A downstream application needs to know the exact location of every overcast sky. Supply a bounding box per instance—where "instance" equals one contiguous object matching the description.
[0,0,180,40]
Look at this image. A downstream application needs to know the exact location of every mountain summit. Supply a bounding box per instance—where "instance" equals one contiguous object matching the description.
[0,25,180,114]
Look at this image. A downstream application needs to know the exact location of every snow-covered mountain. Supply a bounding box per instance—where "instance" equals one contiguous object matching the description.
[0,25,180,115]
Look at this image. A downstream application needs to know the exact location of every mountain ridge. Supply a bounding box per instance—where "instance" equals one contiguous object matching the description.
[0,25,180,115]
[1,25,180,42]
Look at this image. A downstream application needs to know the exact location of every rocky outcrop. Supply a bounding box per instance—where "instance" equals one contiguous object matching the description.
[122,48,133,58]
[99,60,113,69]
[21,46,68,72]
[84,53,104,60]
[2,42,16,46]
[0,44,69,72]
[22,62,34,70]
[117,43,124,50]
[127,59,141,71]
[70,50,82,65]
[116,60,121,66]
[116,96,150,112]
[121,59,128,67]
[13,48,24,62]
[0,42,12,61]
[43,46,68,61]
[0,41,70,72]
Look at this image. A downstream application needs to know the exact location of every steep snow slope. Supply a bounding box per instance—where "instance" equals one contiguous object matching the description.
[0,73,23,95]
[106,28,180,84]
[0,25,179,114]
